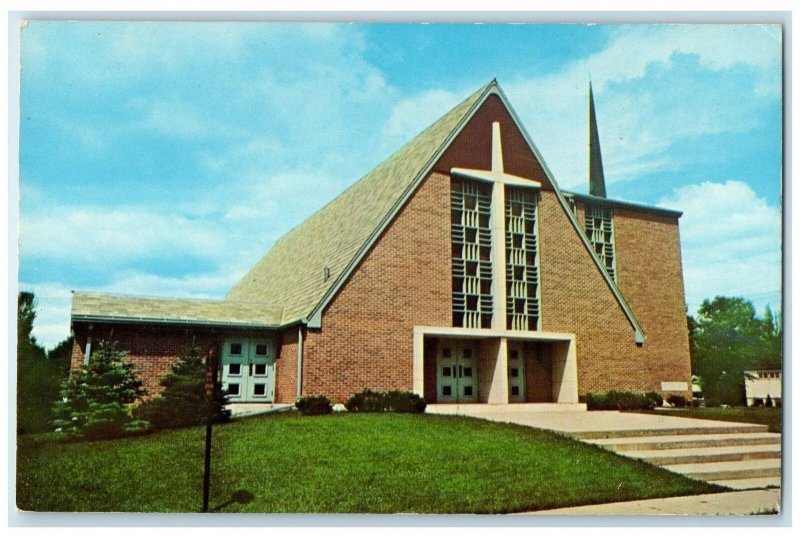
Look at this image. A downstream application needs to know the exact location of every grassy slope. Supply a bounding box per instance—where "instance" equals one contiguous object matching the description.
[17,412,725,513]
[633,407,782,433]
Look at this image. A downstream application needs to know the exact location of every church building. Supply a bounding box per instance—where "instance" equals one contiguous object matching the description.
[70,80,692,406]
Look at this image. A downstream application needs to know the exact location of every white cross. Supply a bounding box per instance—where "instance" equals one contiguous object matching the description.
[450,122,541,189]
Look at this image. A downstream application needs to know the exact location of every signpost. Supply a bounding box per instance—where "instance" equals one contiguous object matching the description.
[202,344,218,513]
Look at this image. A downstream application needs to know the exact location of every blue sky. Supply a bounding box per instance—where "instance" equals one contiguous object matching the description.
[17,22,783,348]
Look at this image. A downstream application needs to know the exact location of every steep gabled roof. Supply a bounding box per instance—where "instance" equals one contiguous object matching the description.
[230,80,646,342]
[226,82,493,323]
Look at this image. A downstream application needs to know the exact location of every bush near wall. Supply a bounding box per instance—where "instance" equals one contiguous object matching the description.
[585,390,663,411]
[345,389,427,413]
[51,341,149,441]
[295,395,333,416]
[134,346,231,430]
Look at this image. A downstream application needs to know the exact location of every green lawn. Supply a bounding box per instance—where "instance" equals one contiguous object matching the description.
[632,407,782,433]
[17,412,725,513]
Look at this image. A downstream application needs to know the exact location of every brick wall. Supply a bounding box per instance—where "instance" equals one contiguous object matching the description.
[613,207,692,395]
[538,193,691,396]
[274,327,298,403]
[300,170,454,403]
[69,324,285,398]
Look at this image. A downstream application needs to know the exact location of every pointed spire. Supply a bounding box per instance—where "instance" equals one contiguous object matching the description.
[588,82,607,198]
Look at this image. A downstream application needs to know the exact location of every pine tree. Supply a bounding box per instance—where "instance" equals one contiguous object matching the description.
[52,340,149,440]
[136,346,230,430]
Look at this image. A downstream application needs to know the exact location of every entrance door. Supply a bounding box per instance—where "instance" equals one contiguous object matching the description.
[436,340,478,403]
[507,343,526,402]
[222,337,276,403]
[247,338,276,402]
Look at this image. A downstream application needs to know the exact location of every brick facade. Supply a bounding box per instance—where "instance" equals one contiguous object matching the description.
[300,169,453,402]
[68,93,692,405]
[297,97,691,402]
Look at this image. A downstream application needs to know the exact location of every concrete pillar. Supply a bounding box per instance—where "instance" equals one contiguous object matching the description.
[487,337,510,404]
[412,330,425,397]
[551,338,579,403]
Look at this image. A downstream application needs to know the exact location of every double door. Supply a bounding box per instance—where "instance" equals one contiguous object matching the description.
[221,337,276,403]
[436,340,478,403]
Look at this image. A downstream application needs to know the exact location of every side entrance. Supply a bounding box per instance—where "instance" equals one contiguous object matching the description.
[221,337,277,403]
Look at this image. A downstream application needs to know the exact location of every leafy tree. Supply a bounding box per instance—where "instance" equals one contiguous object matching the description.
[690,296,767,406]
[17,291,64,434]
[48,335,75,376]
[758,305,782,370]
[52,340,149,440]
[135,346,230,430]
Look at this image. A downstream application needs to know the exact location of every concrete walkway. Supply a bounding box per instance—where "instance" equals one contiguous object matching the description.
[426,405,765,436]
[226,403,292,417]
[518,489,781,516]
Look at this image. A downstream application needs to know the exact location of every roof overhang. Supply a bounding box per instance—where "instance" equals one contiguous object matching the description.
[563,191,683,219]
[71,314,282,330]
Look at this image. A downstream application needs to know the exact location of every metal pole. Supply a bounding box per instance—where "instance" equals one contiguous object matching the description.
[202,344,217,513]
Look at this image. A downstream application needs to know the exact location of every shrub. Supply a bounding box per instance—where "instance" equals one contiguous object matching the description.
[667,395,688,408]
[135,346,231,430]
[345,389,426,413]
[52,341,149,440]
[585,391,659,411]
[645,391,664,408]
[295,395,333,416]
[765,394,773,408]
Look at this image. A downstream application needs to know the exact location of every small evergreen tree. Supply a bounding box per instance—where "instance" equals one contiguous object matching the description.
[52,340,149,440]
[136,346,230,430]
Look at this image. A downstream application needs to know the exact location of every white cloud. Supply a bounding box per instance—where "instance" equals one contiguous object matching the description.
[18,282,74,349]
[21,263,251,349]
[382,89,463,150]
[657,180,782,314]
[502,24,781,191]
[20,206,229,265]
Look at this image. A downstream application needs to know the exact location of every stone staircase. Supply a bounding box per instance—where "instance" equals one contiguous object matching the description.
[573,424,782,490]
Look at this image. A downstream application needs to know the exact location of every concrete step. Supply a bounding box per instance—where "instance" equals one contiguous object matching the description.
[620,444,782,465]
[569,423,768,439]
[587,432,781,451]
[664,458,782,481]
[708,476,782,490]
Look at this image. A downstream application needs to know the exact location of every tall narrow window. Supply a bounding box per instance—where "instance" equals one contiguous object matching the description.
[451,178,493,328]
[505,187,540,330]
[585,204,616,282]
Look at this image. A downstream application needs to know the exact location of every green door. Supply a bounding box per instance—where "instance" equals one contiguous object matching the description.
[436,340,478,403]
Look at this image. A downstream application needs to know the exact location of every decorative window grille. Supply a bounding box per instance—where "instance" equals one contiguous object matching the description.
[505,187,540,331]
[585,204,616,282]
[451,178,493,329]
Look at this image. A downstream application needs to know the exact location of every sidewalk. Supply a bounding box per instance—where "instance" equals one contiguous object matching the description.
[516,488,781,516]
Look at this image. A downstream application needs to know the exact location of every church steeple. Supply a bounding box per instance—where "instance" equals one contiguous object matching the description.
[588,82,607,198]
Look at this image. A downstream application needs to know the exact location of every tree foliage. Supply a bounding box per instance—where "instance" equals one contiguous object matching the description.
[52,340,149,440]
[690,296,783,406]
[135,346,231,430]
[17,291,64,434]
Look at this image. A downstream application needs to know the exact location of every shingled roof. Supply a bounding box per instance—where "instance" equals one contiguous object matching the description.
[225,81,493,323]
[72,292,284,327]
